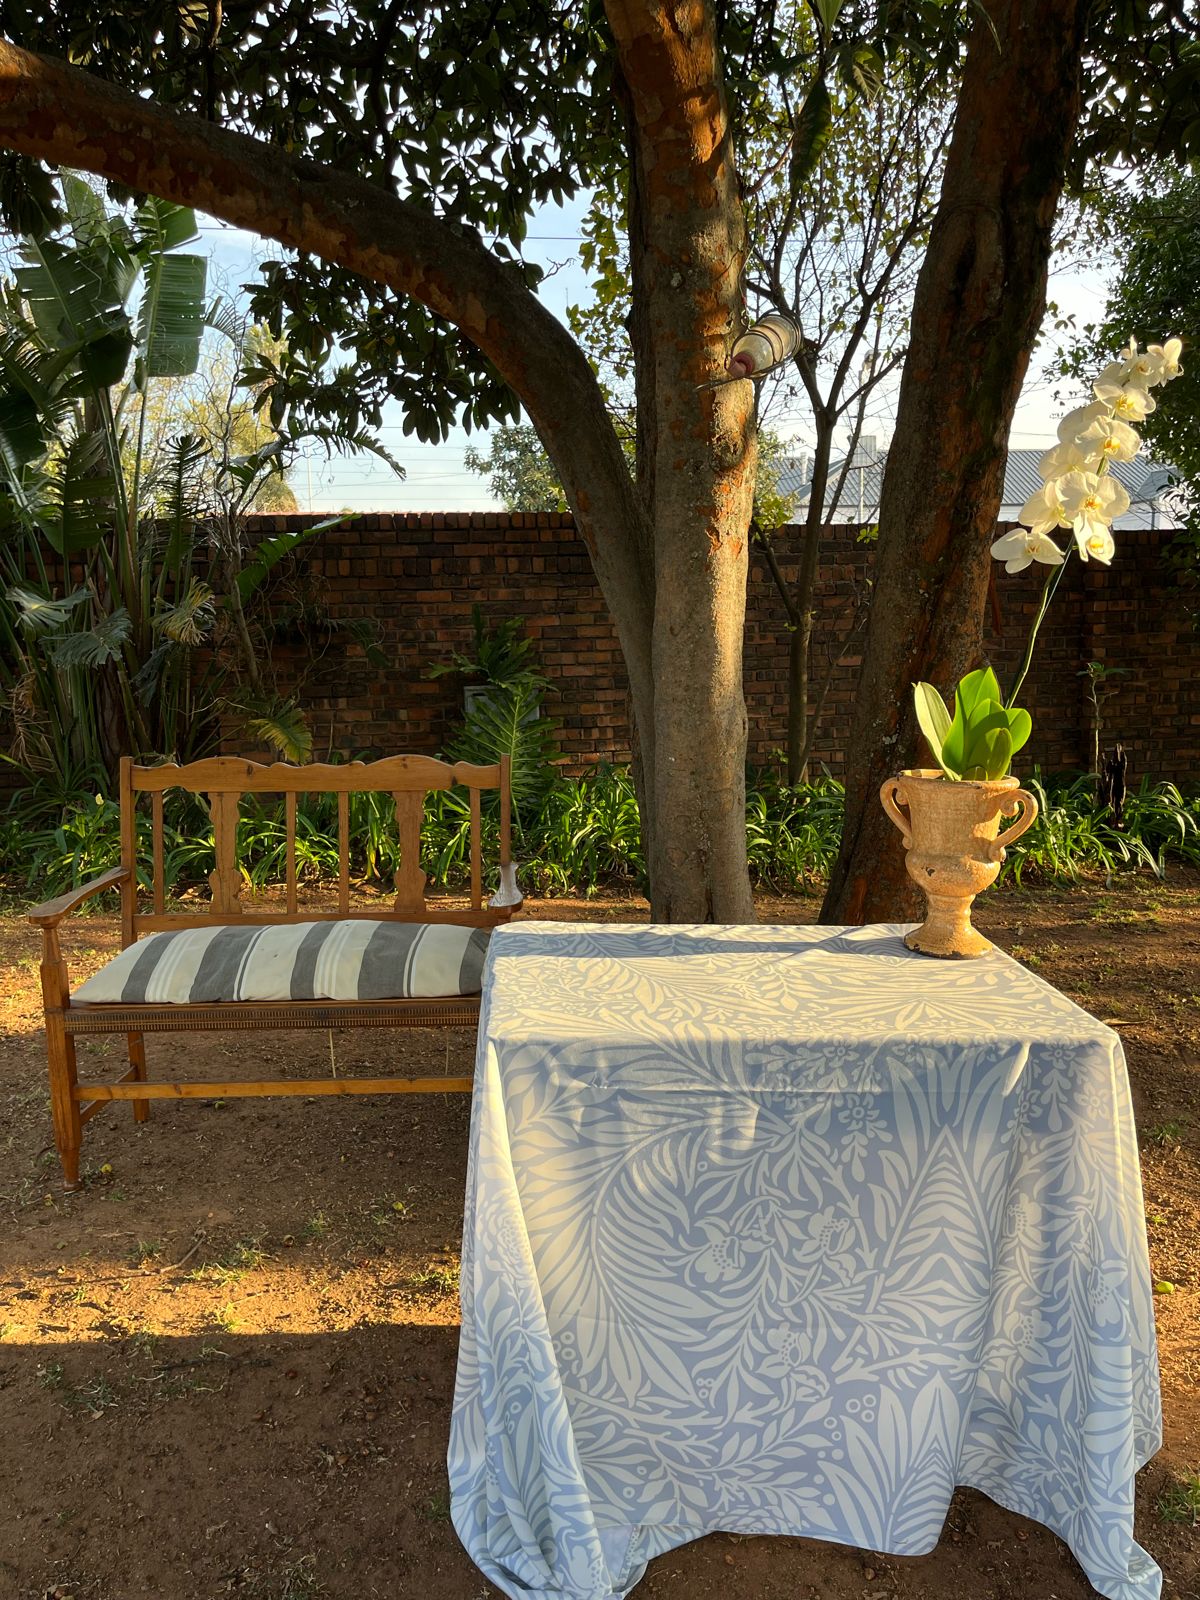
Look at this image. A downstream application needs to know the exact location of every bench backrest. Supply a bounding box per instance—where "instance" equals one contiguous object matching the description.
[117,754,514,948]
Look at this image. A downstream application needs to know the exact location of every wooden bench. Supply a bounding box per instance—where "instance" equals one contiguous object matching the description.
[28,754,521,1189]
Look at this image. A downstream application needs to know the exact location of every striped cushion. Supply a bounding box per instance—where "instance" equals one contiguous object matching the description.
[72,921,491,1005]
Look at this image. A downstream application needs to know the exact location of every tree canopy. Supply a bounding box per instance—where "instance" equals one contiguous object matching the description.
[0,0,1197,921]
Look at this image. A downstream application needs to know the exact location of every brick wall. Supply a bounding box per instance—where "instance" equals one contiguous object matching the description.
[247,511,1199,783]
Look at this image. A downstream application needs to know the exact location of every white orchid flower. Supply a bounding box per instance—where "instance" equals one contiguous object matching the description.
[1077,527,1116,565]
[991,528,1066,573]
[1038,440,1089,480]
[1057,399,1109,445]
[1097,358,1145,392]
[1117,337,1160,387]
[1093,380,1156,421]
[1147,337,1183,383]
[1018,479,1070,537]
[1077,413,1141,464]
[1058,470,1130,543]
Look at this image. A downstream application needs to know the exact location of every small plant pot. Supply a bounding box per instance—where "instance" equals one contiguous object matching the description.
[879,769,1039,958]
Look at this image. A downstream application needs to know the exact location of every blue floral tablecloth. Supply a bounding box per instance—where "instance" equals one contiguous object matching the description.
[448,922,1161,1600]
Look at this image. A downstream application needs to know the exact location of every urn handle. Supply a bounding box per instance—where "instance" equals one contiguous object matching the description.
[879,777,913,849]
[989,787,1039,863]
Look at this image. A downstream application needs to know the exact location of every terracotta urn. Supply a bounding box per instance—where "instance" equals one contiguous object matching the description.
[879,769,1039,958]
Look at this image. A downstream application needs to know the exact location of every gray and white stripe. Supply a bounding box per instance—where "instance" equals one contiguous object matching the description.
[73,920,491,1005]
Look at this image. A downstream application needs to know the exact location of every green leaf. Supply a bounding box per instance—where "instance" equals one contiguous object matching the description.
[960,705,1011,775]
[941,697,968,779]
[134,198,200,255]
[811,0,845,31]
[956,666,1003,720]
[45,607,131,667]
[7,584,91,633]
[135,251,207,384]
[0,382,46,476]
[789,79,833,191]
[37,431,114,556]
[961,724,1013,782]
[838,42,886,101]
[235,514,347,601]
[447,680,560,826]
[232,694,313,763]
[913,681,955,772]
[1005,705,1033,756]
[154,578,215,645]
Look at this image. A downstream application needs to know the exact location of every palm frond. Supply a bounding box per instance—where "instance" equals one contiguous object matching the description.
[236,516,346,601]
[8,583,91,633]
[228,693,313,763]
[37,429,114,556]
[447,682,560,823]
[154,577,215,645]
[46,607,131,667]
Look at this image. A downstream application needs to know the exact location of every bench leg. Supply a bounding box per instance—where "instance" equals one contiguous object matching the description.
[127,1032,150,1123]
[46,1011,82,1191]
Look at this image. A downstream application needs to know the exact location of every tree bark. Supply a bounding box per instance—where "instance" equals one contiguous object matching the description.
[608,0,756,921]
[821,0,1089,924]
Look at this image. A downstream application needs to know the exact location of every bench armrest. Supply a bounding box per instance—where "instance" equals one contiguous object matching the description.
[27,866,131,927]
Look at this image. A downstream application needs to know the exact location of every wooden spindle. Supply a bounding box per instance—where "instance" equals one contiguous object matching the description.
[119,757,136,948]
[286,791,298,914]
[393,790,427,916]
[208,792,243,915]
[469,788,482,909]
[338,791,350,914]
[151,792,165,915]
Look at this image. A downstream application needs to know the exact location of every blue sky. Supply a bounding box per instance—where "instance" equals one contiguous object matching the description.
[200,203,1116,514]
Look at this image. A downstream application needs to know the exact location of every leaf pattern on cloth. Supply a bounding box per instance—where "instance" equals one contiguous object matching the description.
[448,923,1162,1600]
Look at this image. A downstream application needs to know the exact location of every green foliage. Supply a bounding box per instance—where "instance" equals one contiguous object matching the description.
[447,681,561,821]
[999,775,1200,886]
[428,604,543,687]
[913,668,1031,782]
[464,425,567,513]
[8,766,1193,904]
[0,175,392,790]
[433,606,560,821]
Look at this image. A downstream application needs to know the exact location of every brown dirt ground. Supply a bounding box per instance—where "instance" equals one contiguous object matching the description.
[0,875,1197,1600]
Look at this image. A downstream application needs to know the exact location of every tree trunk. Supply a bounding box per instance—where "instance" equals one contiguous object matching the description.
[608,0,757,921]
[0,28,756,922]
[821,0,1089,925]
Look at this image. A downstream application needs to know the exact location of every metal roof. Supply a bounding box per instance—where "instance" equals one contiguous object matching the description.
[776,446,1181,528]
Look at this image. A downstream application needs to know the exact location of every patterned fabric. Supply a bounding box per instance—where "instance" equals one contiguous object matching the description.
[72,920,490,1004]
[449,922,1162,1600]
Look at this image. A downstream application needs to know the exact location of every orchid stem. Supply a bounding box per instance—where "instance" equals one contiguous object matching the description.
[1006,546,1073,709]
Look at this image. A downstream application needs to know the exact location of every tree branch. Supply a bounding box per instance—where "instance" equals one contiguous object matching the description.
[0,38,654,688]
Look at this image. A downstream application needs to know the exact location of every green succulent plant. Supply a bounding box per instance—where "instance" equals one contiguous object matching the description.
[913,667,1032,783]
